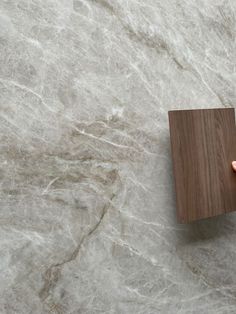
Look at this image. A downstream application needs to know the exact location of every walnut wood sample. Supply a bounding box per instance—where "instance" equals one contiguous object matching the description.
[168,108,236,223]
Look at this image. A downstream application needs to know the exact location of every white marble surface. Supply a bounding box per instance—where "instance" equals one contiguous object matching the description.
[0,0,236,313]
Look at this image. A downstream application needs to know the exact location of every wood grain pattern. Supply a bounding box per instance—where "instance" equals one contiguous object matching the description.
[168,108,236,223]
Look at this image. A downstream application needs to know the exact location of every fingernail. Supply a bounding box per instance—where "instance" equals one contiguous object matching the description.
[232,161,236,170]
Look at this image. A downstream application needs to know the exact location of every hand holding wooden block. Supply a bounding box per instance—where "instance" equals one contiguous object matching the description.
[168,108,236,223]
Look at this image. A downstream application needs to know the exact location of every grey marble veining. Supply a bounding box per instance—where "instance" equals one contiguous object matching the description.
[0,0,236,313]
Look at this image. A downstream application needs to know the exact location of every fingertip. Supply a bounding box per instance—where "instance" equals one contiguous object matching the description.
[232,161,236,172]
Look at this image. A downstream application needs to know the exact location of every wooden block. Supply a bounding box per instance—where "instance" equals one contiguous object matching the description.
[168,108,236,223]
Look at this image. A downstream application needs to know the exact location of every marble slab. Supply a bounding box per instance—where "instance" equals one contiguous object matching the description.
[0,0,236,313]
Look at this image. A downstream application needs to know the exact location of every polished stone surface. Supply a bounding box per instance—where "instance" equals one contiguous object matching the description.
[0,0,236,313]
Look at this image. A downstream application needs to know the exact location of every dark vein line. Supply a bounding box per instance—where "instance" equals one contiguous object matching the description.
[39,194,115,301]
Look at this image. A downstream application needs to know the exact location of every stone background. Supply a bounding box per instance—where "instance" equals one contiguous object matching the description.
[0,0,236,313]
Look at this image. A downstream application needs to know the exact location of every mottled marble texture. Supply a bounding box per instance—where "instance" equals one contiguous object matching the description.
[0,0,236,313]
